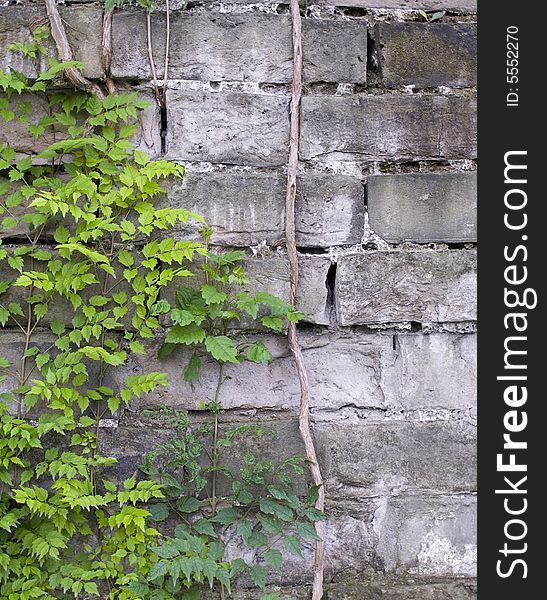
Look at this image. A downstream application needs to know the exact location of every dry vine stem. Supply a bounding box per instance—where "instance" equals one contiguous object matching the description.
[285,1,326,598]
[44,0,105,99]
[102,7,117,95]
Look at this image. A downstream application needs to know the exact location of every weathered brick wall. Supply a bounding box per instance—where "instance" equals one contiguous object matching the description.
[0,1,477,597]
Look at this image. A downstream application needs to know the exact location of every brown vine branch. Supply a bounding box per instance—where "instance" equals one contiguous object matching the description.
[285,1,326,599]
[43,0,105,99]
[146,10,161,107]
[162,0,171,100]
[102,7,117,95]
[145,1,171,108]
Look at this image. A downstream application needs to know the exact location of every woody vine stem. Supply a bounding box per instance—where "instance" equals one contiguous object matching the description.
[286,1,326,598]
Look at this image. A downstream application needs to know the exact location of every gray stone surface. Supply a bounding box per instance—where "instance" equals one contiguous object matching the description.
[117,329,475,414]
[377,23,477,88]
[199,576,477,600]
[112,11,367,83]
[296,255,332,324]
[316,421,476,494]
[300,94,477,161]
[99,418,306,485]
[374,495,476,576]
[0,5,104,80]
[384,332,476,411]
[335,250,477,325]
[164,172,364,247]
[313,0,477,10]
[166,90,289,166]
[367,172,477,242]
[297,175,365,247]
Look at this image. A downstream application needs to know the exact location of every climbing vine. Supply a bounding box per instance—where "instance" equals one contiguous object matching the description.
[0,17,324,600]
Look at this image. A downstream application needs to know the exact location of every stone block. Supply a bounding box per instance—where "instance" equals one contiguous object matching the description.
[300,94,477,161]
[376,23,477,88]
[374,495,476,576]
[367,172,477,243]
[384,332,476,411]
[165,90,289,166]
[112,11,367,83]
[116,328,475,417]
[316,421,476,494]
[297,175,365,247]
[312,0,476,10]
[335,250,477,325]
[164,171,363,248]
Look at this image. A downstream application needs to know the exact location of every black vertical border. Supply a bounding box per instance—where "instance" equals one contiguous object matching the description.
[478,0,545,596]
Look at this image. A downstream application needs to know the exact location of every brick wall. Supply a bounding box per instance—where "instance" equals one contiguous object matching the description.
[0,1,477,597]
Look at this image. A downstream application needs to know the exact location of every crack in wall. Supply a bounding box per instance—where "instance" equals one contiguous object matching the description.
[160,102,168,155]
[325,261,337,323]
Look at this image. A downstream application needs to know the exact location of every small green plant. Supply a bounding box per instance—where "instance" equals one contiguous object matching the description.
[418,10,446,22]
[132,229,322,597]
[137,408,322,599]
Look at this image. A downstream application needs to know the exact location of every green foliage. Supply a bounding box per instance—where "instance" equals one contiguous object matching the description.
[0,28,203,600]
[144,230,320,597]
[139,407,324,598]
[160,229,304,381]
[0,25,324,600]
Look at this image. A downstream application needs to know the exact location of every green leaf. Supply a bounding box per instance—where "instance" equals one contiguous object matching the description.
[246,341,273,365]
[0,307,10,326]
[210,507,238,525]
[165,324,206,345]
[171,308,196,326]
[50,318,65,335]
[129,340,145,354]
[108,396,120,414]
[8,302,24,316]
[193,518,216,537]
[176,495,201,513]
[134,149,150,165]
[261,316,284,332]
[264,548,283,571]
[303,507,326,522]
[149,503,170,521]
[176,287,204,309]
[306,484,321,505]
[249,565,268,590]
[296,521,321,540]
[53,224,70,244]
[283,535,303,558]
[153,543,180,559]
[158,342,176,359]
[259,498,294,522]
[205,335,239,364]
[84,582,99,596]
[201,284,227,305]
[236,293,259,319]
[7,256,24,272]
[183,353,201,381]
[118,249,134,267]
[148,560,168,581]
